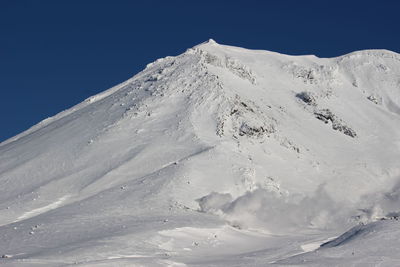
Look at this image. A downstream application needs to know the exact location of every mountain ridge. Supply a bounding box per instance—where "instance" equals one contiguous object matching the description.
[2,41,399,147]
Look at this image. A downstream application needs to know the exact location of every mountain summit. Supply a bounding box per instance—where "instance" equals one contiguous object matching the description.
[1,41,400,266]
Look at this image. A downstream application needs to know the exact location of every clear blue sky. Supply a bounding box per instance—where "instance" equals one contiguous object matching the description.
[1,0,399,142]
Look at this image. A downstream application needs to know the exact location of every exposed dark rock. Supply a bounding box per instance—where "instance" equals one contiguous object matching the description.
[230,109,239,115]
[314,109,335,124]
[296,91,317,106]
[367,95,379,104]
[240,102,255,112]
[239,123,274,138]
[314,109,357,137]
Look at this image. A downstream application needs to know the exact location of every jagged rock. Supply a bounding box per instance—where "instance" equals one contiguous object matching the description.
[314,109,335,124]
[283,62,338,85]
[367,95,380,104]
[195,49,257,84]
[314,109,357,137]
[296,91,317,106]
[225,57,257,84]
[239,123,270,137]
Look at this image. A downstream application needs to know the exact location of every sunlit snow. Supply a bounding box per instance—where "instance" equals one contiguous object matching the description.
[1,40,400,266]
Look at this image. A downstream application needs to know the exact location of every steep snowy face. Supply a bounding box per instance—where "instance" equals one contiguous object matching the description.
[0,40,400,264]
[177,41,400,232]
[0,47,216,221]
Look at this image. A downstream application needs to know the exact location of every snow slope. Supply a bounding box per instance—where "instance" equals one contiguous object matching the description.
[1,39,400,266]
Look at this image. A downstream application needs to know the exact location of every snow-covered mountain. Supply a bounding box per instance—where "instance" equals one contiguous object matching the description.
[1,40,400,266]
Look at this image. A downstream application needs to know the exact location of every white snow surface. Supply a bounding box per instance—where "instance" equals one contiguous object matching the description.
[1,39,400,266]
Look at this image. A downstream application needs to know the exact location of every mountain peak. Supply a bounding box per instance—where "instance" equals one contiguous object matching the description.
[194,38,218,48]
[207,38,217,44]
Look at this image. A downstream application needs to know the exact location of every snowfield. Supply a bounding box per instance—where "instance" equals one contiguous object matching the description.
[1,39,400,266]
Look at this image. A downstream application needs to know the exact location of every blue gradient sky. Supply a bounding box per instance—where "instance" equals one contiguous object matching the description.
[1,0,399,142]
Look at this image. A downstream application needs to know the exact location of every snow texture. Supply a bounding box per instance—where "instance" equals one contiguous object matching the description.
[1,39,400,266]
